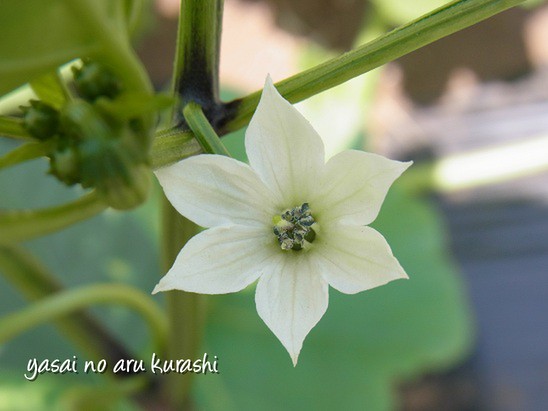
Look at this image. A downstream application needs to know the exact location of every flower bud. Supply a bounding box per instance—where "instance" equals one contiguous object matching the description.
[54,99,151,209]
[72,61,122,101]
[21,100,59,140]
[49,146,80,186]
[95,163,151,210]
[60,99,113,143]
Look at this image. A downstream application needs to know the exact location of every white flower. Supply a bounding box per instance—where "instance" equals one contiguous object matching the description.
[153,76,411,365]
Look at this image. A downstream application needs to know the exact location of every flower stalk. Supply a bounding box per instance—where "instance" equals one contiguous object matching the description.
[183,101,231,156]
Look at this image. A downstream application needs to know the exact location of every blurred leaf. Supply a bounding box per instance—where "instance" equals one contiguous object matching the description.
[30,72,69,110]
[0,1,127,95]
[194,187,473,410]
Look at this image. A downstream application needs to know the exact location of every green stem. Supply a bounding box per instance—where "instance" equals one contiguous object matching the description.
[150,0,526,167]
[222,0,526,132]
[0,283,168,355]
[162,200,205,410]
[151,127,199,169]
[172,0,224,113]
[0,116,32,140]
[183,102,231,156]
[160,2,224,407]
[0,191,106,242]
[0,244,134,364]
[0,140,55,170]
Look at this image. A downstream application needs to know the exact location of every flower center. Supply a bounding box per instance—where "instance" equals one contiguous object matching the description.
[272,203,316,251]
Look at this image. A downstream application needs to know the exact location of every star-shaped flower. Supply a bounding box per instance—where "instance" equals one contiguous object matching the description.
[153,76,411,365]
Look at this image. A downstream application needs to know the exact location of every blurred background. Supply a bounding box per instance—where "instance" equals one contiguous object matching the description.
[1,0,547,409]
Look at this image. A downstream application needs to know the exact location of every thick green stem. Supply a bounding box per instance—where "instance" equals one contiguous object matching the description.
[0,191,106,242]
[0,244,134,364]
[0,282,168,355]
[172,0,224,114]
[222,0,526,131]
[183,102,231,156]
[160,1,224,408]
[162,200,205,410]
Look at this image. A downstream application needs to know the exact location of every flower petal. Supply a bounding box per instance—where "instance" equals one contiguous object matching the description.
[312,150,411,226]
[315,224,408,294]
[155,154,279,228]
[153,225,276,294]
[255,254,328,365]
[245,76,325,205]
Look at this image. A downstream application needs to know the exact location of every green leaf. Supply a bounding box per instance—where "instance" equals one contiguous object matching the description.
[0,1,129,95]
[194,188,473,410]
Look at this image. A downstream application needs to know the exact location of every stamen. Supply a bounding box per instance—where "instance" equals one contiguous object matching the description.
[272,203,316,251]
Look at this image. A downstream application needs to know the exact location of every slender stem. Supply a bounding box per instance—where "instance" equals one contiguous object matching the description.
[0,140,55,170]
[0,244,134,364]
[161,200,205,410]
[0,116,32,140]
[0,283,168,355]
[221,0,526,132]
[172,0,224,115]
[183,102,231,156]
[0,191,107,242]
